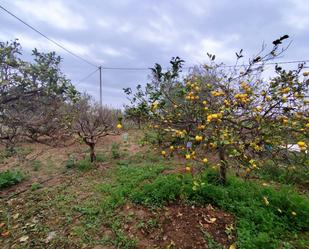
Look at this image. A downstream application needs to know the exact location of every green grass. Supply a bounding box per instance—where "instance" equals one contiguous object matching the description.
[0,169,24,189]
[64,150,309,248]
[65,153,107,171]
[129,169,309,248]
[3,150,307,248]
[92,160,309,249]
[256,157,309,188]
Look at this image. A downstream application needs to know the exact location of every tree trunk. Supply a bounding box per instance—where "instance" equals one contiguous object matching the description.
[89,143,96,163]
[218,146,227,185]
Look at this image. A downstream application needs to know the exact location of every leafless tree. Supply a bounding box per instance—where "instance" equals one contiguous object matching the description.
[72,95,119,162]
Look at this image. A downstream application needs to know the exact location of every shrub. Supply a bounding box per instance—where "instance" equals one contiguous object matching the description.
[0,170,24,189]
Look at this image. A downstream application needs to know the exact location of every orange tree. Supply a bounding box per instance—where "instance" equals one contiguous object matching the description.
[124,37,309,184]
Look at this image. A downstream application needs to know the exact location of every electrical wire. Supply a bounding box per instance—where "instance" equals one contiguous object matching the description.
[0,4,98,68]
[1,3,308,72]
[75,68,99,86]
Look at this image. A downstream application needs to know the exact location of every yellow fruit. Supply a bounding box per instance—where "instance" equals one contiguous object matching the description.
[152,101,159,109]
[198,125,205,130]
[170,146,174,150]
[280,87,290,94]
[116,124,122,129]
[291,211,297,216]
[195,135,203,142]
[185,166,191,172]
[263,196,269,205]
[161,151,166,156]
[203,158,208,164]
[297,141,306,147]
[203,100,207,105]
[224,100,230,106]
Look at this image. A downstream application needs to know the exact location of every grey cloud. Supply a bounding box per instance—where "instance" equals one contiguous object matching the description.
[0,0,308,107]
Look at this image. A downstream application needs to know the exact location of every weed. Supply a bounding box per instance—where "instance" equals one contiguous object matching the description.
[0,170,24,189]
[65,155,77,169]
[111,219,137,248]
[30,182,41,191]
[65,155,93,171]
[0,148,15,163]
[202,230,223,249]
[96,153,107,162]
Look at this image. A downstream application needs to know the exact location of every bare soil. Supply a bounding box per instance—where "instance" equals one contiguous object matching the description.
[119,203,235,249]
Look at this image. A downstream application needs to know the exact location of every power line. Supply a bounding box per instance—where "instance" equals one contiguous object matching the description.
[0,4,98,68]
[2,3,308,72]
[76,68,99,86]
[100,59,309,71]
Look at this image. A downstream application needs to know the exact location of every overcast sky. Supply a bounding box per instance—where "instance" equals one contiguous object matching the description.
[0,0,308,108]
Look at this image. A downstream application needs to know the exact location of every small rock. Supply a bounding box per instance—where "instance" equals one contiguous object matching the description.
[19,235,29,242]
[45,231,56,243]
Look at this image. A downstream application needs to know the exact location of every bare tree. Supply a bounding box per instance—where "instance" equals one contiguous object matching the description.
[72,95,119,162]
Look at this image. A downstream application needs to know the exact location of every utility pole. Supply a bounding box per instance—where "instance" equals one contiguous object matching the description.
[99,66,102,107]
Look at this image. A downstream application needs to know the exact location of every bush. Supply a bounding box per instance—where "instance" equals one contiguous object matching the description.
[0,170,24,189]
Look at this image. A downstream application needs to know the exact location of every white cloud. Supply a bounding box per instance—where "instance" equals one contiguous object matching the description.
[0,32,105,64]
[97,17,113,29]
[12,0,87,30]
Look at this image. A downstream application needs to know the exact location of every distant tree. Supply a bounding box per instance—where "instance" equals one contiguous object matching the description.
[71,94,119,162]
[123,104,149,129]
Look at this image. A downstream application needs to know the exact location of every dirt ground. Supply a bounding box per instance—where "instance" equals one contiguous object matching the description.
[0,131,142,198]
[119,203,235,249]
[0,130,235,249]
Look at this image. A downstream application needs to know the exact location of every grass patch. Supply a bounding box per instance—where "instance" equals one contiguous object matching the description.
[256,157,309,188]
[65,153,107,171]
[128,169,309,248]
[94,161,308,248]
[0,170,24,189]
